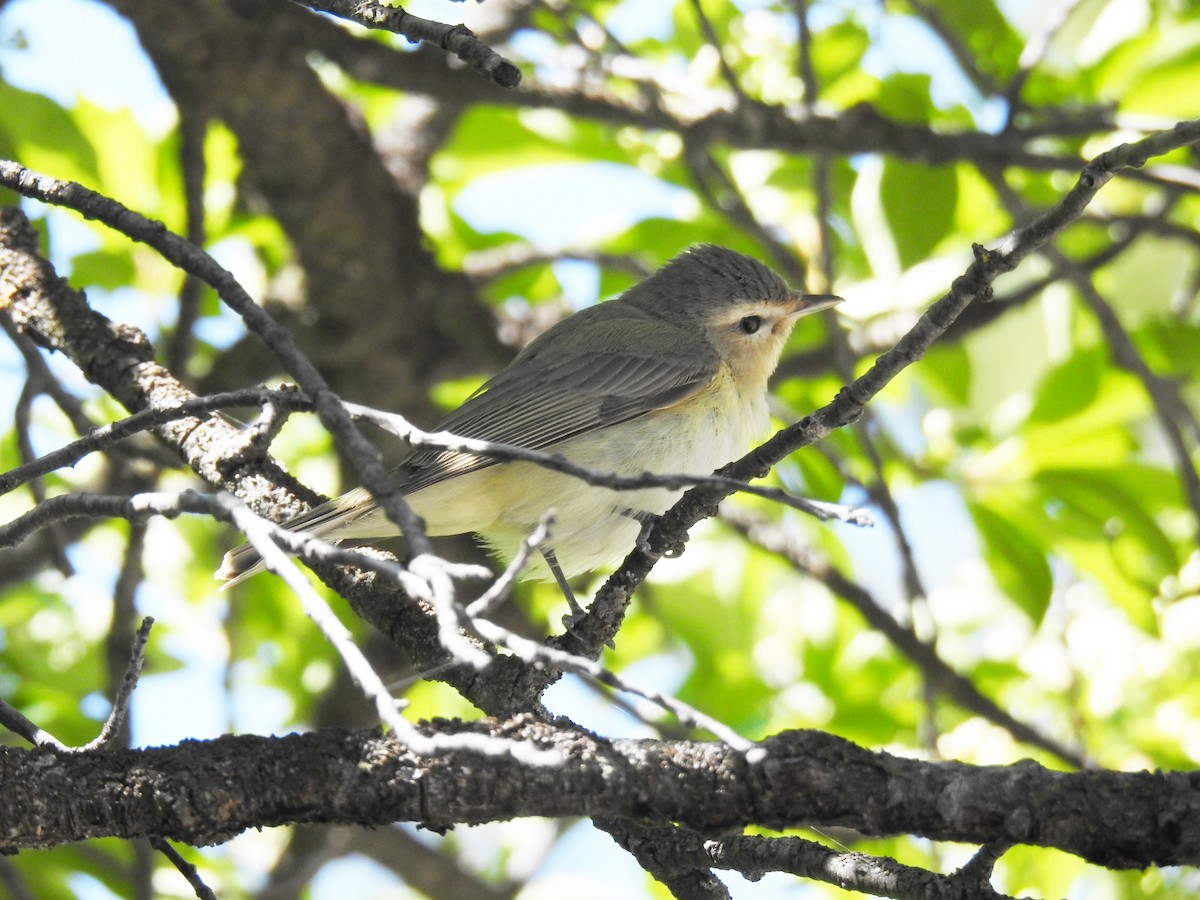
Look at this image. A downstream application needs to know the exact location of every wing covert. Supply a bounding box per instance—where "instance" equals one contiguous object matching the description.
[395,311,719,493]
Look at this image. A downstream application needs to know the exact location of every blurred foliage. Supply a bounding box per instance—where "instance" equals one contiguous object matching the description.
[1,0,1199,897]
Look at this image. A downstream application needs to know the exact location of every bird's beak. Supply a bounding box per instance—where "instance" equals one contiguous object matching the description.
[790,292,843,317]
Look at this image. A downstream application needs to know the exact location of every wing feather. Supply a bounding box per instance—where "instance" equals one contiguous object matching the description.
[396,309,718,493]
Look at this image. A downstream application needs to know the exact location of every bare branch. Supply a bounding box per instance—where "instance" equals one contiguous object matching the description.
[655,831,1025,900]
[0,724,1194,869]
[81,617,155,752]
[686,0,748,105]
[290,0,521,87]
[467,610,754,751]
[149,838,218,900]
[1003,0,1089,128]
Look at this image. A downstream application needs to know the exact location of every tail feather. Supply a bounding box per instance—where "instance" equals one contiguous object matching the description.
[215,543,267,590]
[215,488,381,589]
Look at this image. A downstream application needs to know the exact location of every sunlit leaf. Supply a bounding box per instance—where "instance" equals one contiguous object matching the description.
[1028,346,1106,424]
[0,82,99,183]
[880,160,958,268]
[968,499,1054,622]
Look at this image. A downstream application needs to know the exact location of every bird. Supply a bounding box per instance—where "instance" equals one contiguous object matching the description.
[217,244,841,606]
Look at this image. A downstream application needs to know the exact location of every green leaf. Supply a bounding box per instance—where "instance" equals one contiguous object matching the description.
[74,99,181,228]
[954,164,1009,241]
[874,73,934,124]
[880,160,958,268]
[1114,36,1200,117]
[0,82,99,183]
[999,465,1181,634]
[788,449,845,502]
[436,107,627,184]
[1022,370,1142,471]
[968,500,1054,623]
[486,261,563,307]
[1036,468,1180,581]
[1028,347,1106,424]
[67,248,136,290]
[1133,317,1200,378]
[919,342,972,406]
[927,3,1022,83]
[812,20,870,85]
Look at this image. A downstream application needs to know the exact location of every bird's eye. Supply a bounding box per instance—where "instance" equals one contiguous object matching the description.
[738,315,762,335]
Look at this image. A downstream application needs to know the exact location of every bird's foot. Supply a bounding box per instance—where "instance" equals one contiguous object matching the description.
[623,508,687,558]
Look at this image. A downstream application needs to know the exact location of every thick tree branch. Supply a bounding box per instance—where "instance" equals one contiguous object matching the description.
[1,724,1196,870]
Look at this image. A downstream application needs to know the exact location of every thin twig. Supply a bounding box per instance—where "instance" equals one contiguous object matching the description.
[0,859,38,900]
[949,840,1014,893]
[166,111,208,377]
[0,697,68,749]
[461,245,653,281]
[686,0,749,104]
[791,0,818,108]
[683,142,809,286]
[906,0,1001,98]
[468,611,754,751]
[12,364,73,576]
[1003,0,1087,129]
[0,312,95,437]
[466,514,554,618]
[149,838,219,900]
[700,833,1025,900]
[80,617,155,752]
[292,0,521,87]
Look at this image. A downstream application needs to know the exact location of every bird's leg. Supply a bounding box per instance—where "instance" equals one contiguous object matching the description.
[626,508,659,552]
[545,544,624,649]
[542,547,584,620]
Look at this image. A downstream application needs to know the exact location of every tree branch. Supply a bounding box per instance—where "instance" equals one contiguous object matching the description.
[291,0,521,88]
[1,724,1195,870]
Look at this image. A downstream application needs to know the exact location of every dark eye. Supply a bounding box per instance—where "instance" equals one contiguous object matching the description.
[738,315,762,335]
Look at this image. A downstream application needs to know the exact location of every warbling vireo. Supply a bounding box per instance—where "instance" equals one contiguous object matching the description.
[217,245,841,600]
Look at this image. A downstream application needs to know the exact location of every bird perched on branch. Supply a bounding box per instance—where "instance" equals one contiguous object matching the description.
[217,244,841,608]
